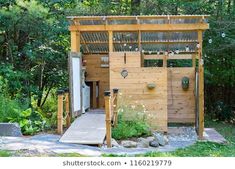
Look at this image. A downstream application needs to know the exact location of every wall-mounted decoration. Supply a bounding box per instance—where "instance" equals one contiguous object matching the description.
[121,69,128,78]
[182,76,190,90]
[147,83,156,90]
[100,56,109,67]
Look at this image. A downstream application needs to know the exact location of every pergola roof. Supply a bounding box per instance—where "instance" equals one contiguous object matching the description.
[67,15,209,54]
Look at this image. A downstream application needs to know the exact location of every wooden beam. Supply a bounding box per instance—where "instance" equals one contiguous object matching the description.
[71,31,80,52]
[108,31,113,52]
[69,23,209,32]
[144,54,193,60]
[198,30,204,139]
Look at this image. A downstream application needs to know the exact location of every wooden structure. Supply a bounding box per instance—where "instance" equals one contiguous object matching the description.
[57,89,71,135]
[67,15,209,139]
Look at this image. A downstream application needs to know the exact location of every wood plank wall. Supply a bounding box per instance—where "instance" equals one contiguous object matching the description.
[167,68,195,123]
[109,52,168,131]
[83,54,109,108]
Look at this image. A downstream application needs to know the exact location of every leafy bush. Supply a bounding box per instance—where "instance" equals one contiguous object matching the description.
[210,101,235,123]
[8,108,47,135]
[112,93,151,140]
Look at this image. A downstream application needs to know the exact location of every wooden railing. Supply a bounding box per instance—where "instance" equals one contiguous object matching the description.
[104,88,119,148]
[57,88,71,135]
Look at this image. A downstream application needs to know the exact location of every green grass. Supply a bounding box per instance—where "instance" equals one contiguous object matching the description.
[0,150,11,157]
[58,153,87,157]
[104,120,235,157]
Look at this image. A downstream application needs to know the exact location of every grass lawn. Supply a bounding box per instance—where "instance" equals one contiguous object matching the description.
[0,150,11,157]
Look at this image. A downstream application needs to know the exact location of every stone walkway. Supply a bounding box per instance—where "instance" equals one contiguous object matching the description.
[0,127,222,157]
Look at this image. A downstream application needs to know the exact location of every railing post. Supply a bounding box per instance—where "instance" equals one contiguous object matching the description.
[64,88,71,128]
[113,88,119,127]
[104,90,112,148]
[57,89,64,135]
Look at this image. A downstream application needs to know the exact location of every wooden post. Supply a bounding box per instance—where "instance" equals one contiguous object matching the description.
[198,30,204,139]
[64,88,71,128]
[112,88,119,127]
[163,54,167,67]
[57,89,64,135]
[71,31,80,52]
[192,54,196,68]
[108,31,113,52]
[104,91,112,148]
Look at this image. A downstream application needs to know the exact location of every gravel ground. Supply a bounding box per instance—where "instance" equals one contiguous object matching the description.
[0,127,198,157]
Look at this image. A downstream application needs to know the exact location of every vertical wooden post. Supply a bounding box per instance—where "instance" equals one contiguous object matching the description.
[104,91,112,148]
[163,54,167,67]
[112,88,119,127]
[64,88,71,128]
[192,54,196,68]
[71,31,80,52]
[198,30,204,139]
[57,89,64,135]
[108,31,113,52]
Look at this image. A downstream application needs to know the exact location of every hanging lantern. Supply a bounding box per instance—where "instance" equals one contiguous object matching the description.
[196,43,200,49]
[175,49,180,54]
[221,32,226,38]
[185,46,189,52]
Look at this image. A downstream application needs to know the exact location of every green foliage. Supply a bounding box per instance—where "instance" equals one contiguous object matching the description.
[0,150,11,157]
[8,108,47,135]
[112,94,151,140]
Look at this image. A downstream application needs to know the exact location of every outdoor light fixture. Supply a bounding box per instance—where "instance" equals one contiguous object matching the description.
[142,49,145,53]
[135,47,138,51]
[157,51,160,55]
[221,32,226,38]
[129,46,132,49]
[121,69,128,79]
[149,51,152,54]
[196,43,200,49]
[185,46,189,52]
[169,51,174,56]
[124,43,127,47]
[175,49,180,54]
[208,38,212,44]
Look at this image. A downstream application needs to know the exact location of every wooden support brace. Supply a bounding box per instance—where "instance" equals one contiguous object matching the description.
[57,90,64,135]
[64,90,71,128]
[112,88,119,127]
[104,91,112,148]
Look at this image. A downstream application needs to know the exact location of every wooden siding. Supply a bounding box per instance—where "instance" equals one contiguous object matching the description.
[167,68,195,123]
[109,52,168,131]
[83,54,109,108]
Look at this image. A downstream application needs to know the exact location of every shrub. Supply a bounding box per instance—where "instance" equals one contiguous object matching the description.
[8,108,47,135]
[211,101,235,123]
[112,93,151,140]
